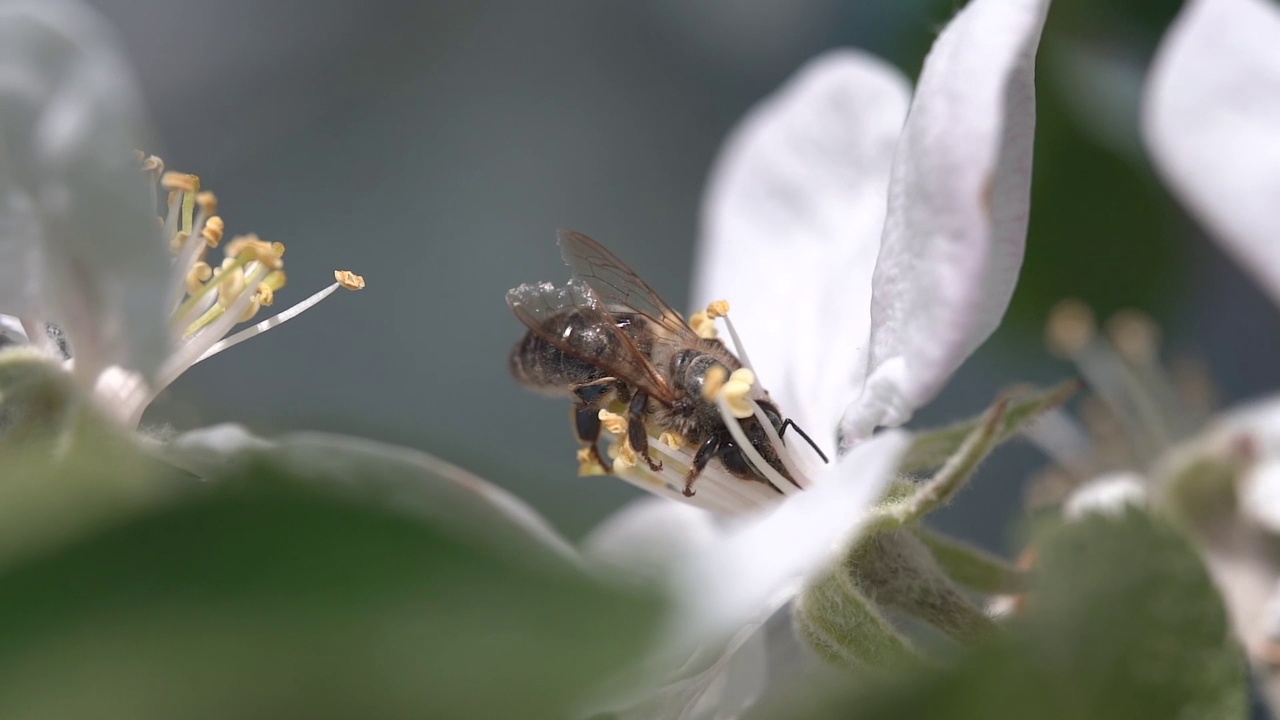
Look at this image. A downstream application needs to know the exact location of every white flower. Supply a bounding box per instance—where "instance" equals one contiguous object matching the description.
[1045,0,1280,706]
[575,0,1051,716]
[0,0,364,430]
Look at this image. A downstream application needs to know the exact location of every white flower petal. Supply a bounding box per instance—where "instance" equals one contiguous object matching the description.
[583,497,721,585]
[1063,471,1148,520]
[1242,463,1280,534]
[0,1,168,381]
[693,50,911,457]
[676,429,908,645]
[587,432,906,720]
[842,0,1050,439]
[1144,0,1280,308]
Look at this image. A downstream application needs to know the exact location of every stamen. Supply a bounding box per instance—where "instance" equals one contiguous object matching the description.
[720,368,756,419]
[334,270,366,291]
[598,409,628,436]
[689,311,718,339]
[1045,299,1095,360]
[701,365,728,400]
[708,301,754,372]
[659,431,685,450]
[750,399,808,491]
[1044,299,1166,464]
[1107,309,1195,441]
[191,273,366,364]
[715,392,792,495]
[705,300,731,319]
[576,448,607,476]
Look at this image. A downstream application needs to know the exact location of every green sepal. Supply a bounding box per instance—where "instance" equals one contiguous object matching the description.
[793,564,916,671]
[913,527,1031,595]
[898,379,1082,475]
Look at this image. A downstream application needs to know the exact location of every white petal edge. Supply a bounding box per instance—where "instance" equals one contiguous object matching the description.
[1143,0,1280,308]
[586,431,907,720]
[841,0,1050,441]
[155,424,580,565]
[1063,471,1148,520]
[0,0,168,382]
[676,429,908,646]
[693,50,911,458]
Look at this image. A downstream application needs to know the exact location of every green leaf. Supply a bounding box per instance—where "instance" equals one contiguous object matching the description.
[0,449,661,720]
[898,380,1081,475]
[766,510,1247,719]
[159,424,579,566]
[913,527,1031,595]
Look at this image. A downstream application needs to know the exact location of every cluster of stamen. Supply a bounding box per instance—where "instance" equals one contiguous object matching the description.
[1025,298,1215,509]
[579,300,814,516]
[141,153,365,398]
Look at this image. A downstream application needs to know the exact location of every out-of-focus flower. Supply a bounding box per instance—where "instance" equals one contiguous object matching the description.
[563,0,1052,716]
[1039,0,1280,708]
[0,0,363,430]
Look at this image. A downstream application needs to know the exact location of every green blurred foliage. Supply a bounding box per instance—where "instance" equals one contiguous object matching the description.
[0,436,661,720]
[758,510,1246,719]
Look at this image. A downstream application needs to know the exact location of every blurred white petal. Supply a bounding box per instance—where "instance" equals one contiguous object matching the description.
[1242,463,1280,534]
[1063,471,1148,520]
[676,430,907,646]
[583,497,721,584]
[0,1,167,381]
[1144,0,1280,307]
[842,0,1050,439]
[588,431,906,720]
[693,50,910,457]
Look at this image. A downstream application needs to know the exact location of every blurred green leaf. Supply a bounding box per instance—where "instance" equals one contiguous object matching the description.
[0,450,661,720]
[759,510,1246,720]
[160,425,580,566]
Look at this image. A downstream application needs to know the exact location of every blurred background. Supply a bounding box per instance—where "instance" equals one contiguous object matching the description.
[92,0,1280,550]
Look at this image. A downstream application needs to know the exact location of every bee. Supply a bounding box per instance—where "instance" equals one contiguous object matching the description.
[507,230,824,496]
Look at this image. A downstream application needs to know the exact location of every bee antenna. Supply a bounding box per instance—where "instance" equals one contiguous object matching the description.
[779,418,829,464]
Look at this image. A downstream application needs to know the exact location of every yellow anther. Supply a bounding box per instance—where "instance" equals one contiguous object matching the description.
[225,235,284,270]
[701,364,728,401]
[201,216,225,246]
[721,368,756,419]
[1106,309,1161,366]
[170,230,190,252]
[334,269,366,291]
[612,442,638,470]
[659,431,685,450]
[216,261,247,305]
[254,282,275,307]
[185,261,212,294]
[196,190,218,215]
[1046,299,1096,359]
[706,299,731,319]
[237,297,262,322]
[689,310,718,339]
[576,448,607,477]
[598,409,628,436]
[140,153,164,176]
[161,172,200,193]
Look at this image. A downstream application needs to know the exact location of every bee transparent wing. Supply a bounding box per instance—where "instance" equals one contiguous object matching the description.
[506,279,675,403]
[557,230,698,341]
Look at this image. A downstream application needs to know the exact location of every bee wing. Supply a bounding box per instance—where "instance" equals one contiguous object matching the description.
[556,230,699,341]
[506,279,676,403]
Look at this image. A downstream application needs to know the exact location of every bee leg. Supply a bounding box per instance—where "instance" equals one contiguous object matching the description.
[684,434,726,497]
[573,404,612,472]
[626,391,663,473]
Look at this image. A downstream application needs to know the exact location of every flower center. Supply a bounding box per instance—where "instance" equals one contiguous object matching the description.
[1024,299,1217,509]
[582,300,812,516]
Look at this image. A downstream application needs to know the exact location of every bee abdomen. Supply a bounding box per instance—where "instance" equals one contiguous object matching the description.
[509,330,602,395]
